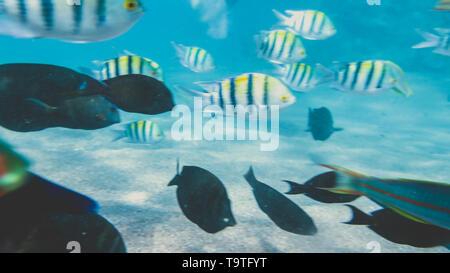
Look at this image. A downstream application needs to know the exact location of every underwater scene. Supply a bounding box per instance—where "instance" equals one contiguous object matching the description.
[0,0,449,253]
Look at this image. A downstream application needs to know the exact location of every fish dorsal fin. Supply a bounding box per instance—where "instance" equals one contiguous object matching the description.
[318,164,368,178]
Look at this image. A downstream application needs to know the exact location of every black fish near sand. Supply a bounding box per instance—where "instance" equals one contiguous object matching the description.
[283,172,360,204]
[307,107,343,141]
[345,205,450,249]
[168,162,236,233]
[103,74,175,115]
[244,167,317,236]
[0,173,126,253]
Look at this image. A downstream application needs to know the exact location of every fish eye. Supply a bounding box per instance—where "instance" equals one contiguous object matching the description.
[124,0,139,11]
[281,95,288,102]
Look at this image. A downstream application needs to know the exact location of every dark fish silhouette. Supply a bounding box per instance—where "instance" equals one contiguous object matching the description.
[103,75,175,115]
[345,205,450,249]
[306,107,342,141]
[244,167,317,235]
[0,173,126,253]
[282,171,360,204]
[168,162,236,233]
[0,63,120,132]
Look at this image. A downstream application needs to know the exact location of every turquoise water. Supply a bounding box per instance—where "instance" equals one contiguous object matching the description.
[0,0,449,253]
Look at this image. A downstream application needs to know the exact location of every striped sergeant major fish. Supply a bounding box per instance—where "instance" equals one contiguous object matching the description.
[413,28,450,57]
[0,140,29,197]
[114,120,165,144]
[273,10,336,40]
[171,42,215,73]
[255,29,306,64]
[435,0,450,10]
[97,55,163,82]
[0,0,144,42]
[310,164,450,230]
[330,60,413,97]
[177,73,296,111]
[274,63,334,92]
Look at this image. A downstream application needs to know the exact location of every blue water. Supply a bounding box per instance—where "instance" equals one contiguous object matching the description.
[0,0,449,253]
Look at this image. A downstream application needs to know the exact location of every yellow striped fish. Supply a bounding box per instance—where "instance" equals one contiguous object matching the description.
[184,73,296,110]
[256,29,306,64]
[330,60,413,97]
[435,0,450,10]
[273,10,336,40]
[0,0,144,42]
[99,55,163,82]
[171,42,215,73]
[115,121,165,144]
[275,63,334,92]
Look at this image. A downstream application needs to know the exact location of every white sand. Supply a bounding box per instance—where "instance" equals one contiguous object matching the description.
[0,71,448,253]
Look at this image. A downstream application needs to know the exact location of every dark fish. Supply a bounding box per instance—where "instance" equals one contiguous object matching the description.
[345,205,450,249]
[0,63,107,105]
[282,171,360,203]
[306,107,343,141]
[244,167,317,235]
[103,74,175,115]
[2,95,121,132]
[168,162,236,233]
[0,173,125,253]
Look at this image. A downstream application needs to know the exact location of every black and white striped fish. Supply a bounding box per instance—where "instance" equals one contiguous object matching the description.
[273,10,336,40]
[255,29,306,64]
[97,55,163,82]
[172,42,215,73]
[275,63,334,92]
[177,73,296,111]
[330,60,413,97]
[0,0,145,42]
[114,120,165,144]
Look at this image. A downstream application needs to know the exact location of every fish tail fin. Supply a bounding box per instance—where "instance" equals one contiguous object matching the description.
[272,63,287,76]
[412,29,441,49]
[244,166,259,188]
[78,67,101,80]
[174,85,213,107]
[194,81,221,94]
[112,129,126,142]
[171,41,186,58]
[344,205,372,225]
[314,63,336,85]
[282,180,309,195]
[272,9,289,24]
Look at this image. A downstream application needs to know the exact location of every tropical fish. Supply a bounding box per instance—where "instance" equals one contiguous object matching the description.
[345,205,450,249]
[272,10,336,40]
[282,172,360,204]
[0,0,145,42]
[0,141,126,253]
[307,107,343,141]
[188,0,235,39]
[274,63,334,92]
[97,55,163,82]
[0,140,29,197]
[434,0,450,10]
[114,120,164,144]
[168,161,236,233]
[413,28,450,56]
[330,60,413,97]
[171,42,215,73]
[102,74,175,115]
[179,73,296,111]
[311,164,450,230]
[244,167,317,235]
[255,29,306,64]
[19,95,121,131]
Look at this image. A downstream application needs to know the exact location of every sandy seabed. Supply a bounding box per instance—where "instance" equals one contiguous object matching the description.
[1,71,449,253]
